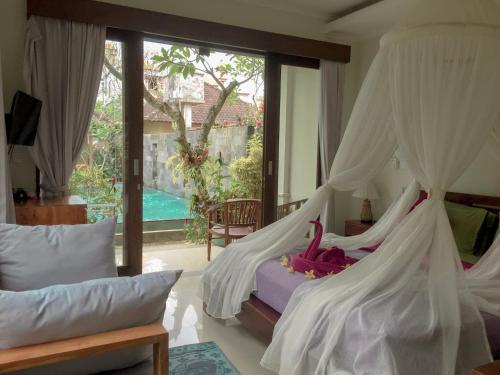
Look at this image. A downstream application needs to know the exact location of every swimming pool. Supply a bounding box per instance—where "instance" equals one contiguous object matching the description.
[114,185,191,222]
[142,187,192,221]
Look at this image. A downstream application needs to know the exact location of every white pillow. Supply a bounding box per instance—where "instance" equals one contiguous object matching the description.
[0,218,117,291]
[0,270,182,374]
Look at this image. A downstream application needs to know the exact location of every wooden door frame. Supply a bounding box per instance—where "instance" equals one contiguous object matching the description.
[107,29,144,276]
[261,55,323,226]
[262,56,281,227]
[27,0,350,63]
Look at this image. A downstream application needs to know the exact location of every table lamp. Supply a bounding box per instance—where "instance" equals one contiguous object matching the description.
[352,182,379,223]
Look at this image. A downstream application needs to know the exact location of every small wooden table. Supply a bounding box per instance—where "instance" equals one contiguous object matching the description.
[0,324,168,374]
[472,360,500,375]
[15,195,87,225]
[345,220,375,236]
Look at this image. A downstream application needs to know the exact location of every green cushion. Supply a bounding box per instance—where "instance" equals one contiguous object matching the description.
[474,211,499,256]
[445,201,487,256]
[460,252,480,264]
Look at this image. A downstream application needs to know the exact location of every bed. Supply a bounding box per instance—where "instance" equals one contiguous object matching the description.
[234,191,500,358]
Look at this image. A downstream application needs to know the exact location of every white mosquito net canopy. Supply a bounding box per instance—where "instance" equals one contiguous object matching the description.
[201,0,500,373]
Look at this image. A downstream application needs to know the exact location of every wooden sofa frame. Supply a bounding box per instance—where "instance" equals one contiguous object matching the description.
[0,324,168,374]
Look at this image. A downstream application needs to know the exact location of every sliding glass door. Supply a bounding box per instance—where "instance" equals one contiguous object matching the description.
[141,38,265,272]
[71,31,319,274]
[70,30,143,276]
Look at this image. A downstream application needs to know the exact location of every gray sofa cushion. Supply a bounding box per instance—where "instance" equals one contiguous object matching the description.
[0,218,117,291]
[0,270,182,375]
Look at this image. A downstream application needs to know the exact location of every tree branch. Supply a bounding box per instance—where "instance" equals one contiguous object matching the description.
[200,59,225,90]
[199,80,239,144]
[104,56,189,150]
[236,69,261,86]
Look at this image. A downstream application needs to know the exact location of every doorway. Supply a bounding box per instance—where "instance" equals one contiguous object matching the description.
[140,39,265,273]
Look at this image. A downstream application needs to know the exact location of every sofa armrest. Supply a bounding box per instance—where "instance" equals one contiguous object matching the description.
[0,324,168,374]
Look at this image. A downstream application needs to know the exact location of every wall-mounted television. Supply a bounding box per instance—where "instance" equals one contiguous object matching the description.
[5,91,42,146]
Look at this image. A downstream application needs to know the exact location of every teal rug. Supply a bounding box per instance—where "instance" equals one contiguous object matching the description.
[169,341,240,375]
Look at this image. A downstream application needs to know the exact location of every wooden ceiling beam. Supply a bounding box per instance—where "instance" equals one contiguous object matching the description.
[27,0,351,63]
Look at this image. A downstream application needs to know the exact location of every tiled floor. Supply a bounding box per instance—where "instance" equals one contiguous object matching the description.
[142,242,224,275]
[162,275,274,374]
[136,241,273,374]
[115,241,224,275]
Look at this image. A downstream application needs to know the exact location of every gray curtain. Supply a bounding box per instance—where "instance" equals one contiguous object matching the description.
[0,54,15,223]
[319,60,345,233]
[24,16,106,197]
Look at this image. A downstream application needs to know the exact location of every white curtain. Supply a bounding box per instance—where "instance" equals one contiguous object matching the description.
[202,1,500,373]
[467,235,500,315]
[201,49,419,319]
[24,16,105,198]
[261,9,500,375]
[485,122,500,163]
[0,55,15,223]
[318,60,344,233]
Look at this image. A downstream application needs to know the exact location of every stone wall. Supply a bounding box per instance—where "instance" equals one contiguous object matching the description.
[143,125,251,197]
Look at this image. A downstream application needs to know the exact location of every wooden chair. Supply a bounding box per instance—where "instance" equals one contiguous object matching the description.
[276,199,307,220]
[206,199,261,261]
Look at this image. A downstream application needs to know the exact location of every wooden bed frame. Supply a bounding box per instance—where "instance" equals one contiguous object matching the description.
[231,190,500,361]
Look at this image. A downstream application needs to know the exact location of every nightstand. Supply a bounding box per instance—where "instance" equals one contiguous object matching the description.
[345,220,374,236]
[15,196,87,225]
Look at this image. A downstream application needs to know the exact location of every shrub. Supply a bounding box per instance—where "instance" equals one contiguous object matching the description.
[69,163,122,223]
[229,132,263,199]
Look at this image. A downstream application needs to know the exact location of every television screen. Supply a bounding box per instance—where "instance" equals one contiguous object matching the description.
[5,91,42,146]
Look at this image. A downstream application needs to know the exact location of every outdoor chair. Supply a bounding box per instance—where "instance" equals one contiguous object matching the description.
[276,198,307,220]
[206,199,261,261]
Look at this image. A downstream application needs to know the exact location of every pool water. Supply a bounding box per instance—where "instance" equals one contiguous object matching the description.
[142,187,192,221]
[115,184,191,222]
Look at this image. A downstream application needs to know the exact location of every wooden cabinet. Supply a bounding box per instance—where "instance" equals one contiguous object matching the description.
[345,220,374,236]
[15,196,87,225]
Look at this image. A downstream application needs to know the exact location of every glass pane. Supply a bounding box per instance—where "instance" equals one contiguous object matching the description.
[142,40,264,273]
[277,65,320,219]
[70,40,125,266]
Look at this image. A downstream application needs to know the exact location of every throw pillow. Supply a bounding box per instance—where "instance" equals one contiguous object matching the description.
[0,218,117,291]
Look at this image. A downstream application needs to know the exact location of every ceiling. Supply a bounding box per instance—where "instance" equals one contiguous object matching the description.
[234,0,380,21]
[326,0,410,41]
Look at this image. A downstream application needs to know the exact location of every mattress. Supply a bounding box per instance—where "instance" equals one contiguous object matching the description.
[253,249,371,314]
[253,257,309,314]
[253,253,500,359]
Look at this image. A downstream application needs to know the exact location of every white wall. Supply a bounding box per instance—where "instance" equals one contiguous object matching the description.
[278,66,320,204]
[335,36,500,233]
[0,0,36,191]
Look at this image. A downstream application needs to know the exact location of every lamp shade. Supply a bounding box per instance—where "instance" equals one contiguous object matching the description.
[352,182,379,200]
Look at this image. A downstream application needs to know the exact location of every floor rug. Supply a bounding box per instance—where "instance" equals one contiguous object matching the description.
[169,341,240,375]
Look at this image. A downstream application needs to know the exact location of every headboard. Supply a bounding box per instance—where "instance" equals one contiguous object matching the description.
[419,190,500,214]
[445,191,500,214]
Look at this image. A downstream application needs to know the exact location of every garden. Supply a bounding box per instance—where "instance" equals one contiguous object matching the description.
[70,41,264,244]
